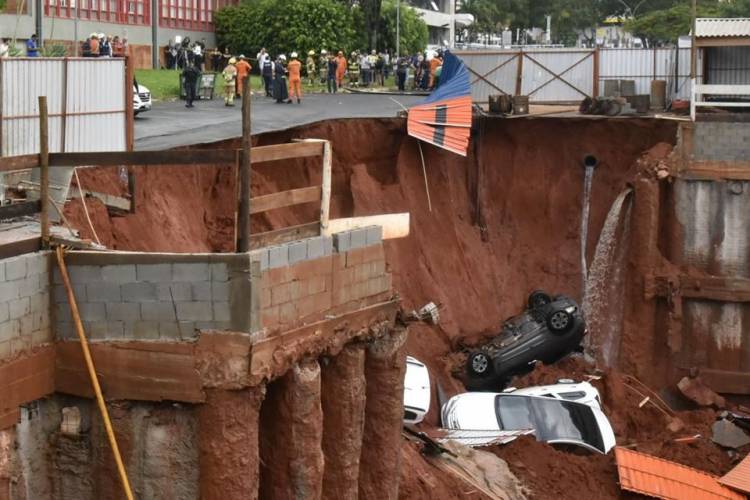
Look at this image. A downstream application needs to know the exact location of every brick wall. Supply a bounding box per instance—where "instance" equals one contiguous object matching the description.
[0,252,53,361]
[258,227,392,332]
[692,122,750,161]
[53,254,251,341]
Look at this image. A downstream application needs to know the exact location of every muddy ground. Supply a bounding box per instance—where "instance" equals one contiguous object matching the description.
[63,117,746,498]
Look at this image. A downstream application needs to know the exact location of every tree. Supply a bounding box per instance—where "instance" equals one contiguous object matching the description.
[624,1,720,46]
[215,0,357,57]
[361,0,383,50]
[378,0,429,54]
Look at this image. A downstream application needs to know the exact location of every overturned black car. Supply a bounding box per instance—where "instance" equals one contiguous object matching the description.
[465,291,586,390]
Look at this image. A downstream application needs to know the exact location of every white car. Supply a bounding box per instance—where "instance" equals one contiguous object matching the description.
[441,392,616,454]
[503,380,602,410]
[404,356,431,425]
[133,82,151,115]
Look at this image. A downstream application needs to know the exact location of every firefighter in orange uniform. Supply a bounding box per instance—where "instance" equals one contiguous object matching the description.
[287,52,303,104]
[429,51,443,89]
[335,51,347,88]
[235,55,252,97]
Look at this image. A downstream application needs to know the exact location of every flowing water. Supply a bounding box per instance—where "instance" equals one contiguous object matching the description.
[583,188,633,368]
[580,165,595,291]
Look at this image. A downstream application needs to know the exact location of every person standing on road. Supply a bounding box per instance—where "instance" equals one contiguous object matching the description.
[235,55,252,97]
[326,53,338,93]
[287,52,302,104]
[222,57,238,106]
[273,55,290,103]
[396,55,408,91]
[261,55,274,97]
[348,51,360,87]
[429,51,442,89]
[89,34,100,57]
[318,50,328,85]
[26,34,39,57]
[335,51,347,89]
[306,50,317,85]
[360,52,371,86]
[182,57,201,108]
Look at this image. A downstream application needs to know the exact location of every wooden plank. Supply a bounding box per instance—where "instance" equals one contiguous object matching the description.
[324,213,410,239]
[320,141,332,231]
[679,161,750,181]
[0,236,41,259]
[693,84,750,95]
[49,149,236,166]
[237,78,253,252]
[0,200,41,219]
[249,221,320,250]
[250,186,322,214]
[253,141,324,163]
[689,368,750,395]
[647,274,750,302]
[70,190,131,212]
[0,154,40,172]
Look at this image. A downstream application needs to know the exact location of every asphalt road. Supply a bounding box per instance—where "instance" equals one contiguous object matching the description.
[134,92,424,150]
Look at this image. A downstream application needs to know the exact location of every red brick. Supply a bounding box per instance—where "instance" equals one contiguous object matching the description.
[345,248,365,267]
[289,280,309,301]
[309,275,327,295]
[261,306,280,329]
[266,266,294,285]
[261,287,272,309]
[371,258,386,277]
[278,302,297,325]
[292,256,333,280]
[272,283,292,306]
[333,253,347,270]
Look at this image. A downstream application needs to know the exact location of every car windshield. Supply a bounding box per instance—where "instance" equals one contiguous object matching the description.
[494,395,605,452]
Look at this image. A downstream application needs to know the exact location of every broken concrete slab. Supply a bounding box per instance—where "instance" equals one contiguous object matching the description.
[712,419,750,449]
[677,376,726,408]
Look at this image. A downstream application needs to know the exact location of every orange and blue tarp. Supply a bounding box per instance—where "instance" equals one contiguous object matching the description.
[407,51,472,156]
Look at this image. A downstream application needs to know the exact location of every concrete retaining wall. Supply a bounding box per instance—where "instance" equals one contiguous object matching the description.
[53,254,249,341]
[692,122,750,161]
[0,251,52,360]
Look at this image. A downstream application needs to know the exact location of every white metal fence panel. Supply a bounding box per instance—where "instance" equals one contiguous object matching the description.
[0,57,126,156]
[454,51,519,102]
[522,49,594,102]
[707,46,750,86]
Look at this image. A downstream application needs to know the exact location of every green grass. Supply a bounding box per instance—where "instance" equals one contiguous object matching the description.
[134,69,399,101]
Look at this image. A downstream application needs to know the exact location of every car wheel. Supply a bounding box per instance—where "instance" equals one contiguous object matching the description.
[527,290,552,309]
[546,309,573,333]
[467,351,492,377]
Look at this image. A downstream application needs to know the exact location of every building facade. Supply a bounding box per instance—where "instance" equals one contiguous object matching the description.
[407,0,456,47]
[0,0,237,68]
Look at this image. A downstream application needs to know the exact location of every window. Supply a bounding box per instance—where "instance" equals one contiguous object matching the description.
[45,0,150,25]
[159,0,238,32]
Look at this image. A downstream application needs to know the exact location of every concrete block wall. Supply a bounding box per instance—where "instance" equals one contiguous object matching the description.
[692,122,750,161]
[0,252,52,361]
[53,254,249,341]
[259,227,392,332]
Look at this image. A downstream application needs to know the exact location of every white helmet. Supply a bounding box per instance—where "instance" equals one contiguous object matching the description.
[278,54,287,61]
[321,49,327,54]
[290,51,298,58]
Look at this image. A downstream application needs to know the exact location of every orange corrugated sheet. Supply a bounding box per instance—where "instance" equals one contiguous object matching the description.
[407,96,472,156]
[615,447,745,500]
[720,453,750,494]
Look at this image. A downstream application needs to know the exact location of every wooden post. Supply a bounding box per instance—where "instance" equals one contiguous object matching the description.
[592,47,600,98]
[125,56,134,151]
[39,96,50,248]
[515,50,524,96]
[320,140,331,234]
[237,77,252,253]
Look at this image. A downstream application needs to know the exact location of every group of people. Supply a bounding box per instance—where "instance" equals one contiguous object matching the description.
[81,33,129,57]
[220,49,304,106]
[0,35,39,57]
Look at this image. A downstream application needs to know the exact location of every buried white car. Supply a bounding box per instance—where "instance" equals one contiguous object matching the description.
[441,392,616,454]
[503,380,602,410]
[403,356,431,424]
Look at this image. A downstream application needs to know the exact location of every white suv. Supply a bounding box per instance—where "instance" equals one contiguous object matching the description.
[404,356,431,424]
[133,82,151,115]
[503,380,602,410]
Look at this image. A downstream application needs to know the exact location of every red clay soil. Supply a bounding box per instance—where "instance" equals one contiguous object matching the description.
[63,116,691,498]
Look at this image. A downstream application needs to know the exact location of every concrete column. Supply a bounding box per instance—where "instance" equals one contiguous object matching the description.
[359,327,407,500]
[260,359,324,500]
[198,386,266,500]
[321,344,366,499]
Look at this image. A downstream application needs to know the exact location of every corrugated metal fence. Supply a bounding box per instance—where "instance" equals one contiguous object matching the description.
[0,57,127,156]
[455,48,703,104]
